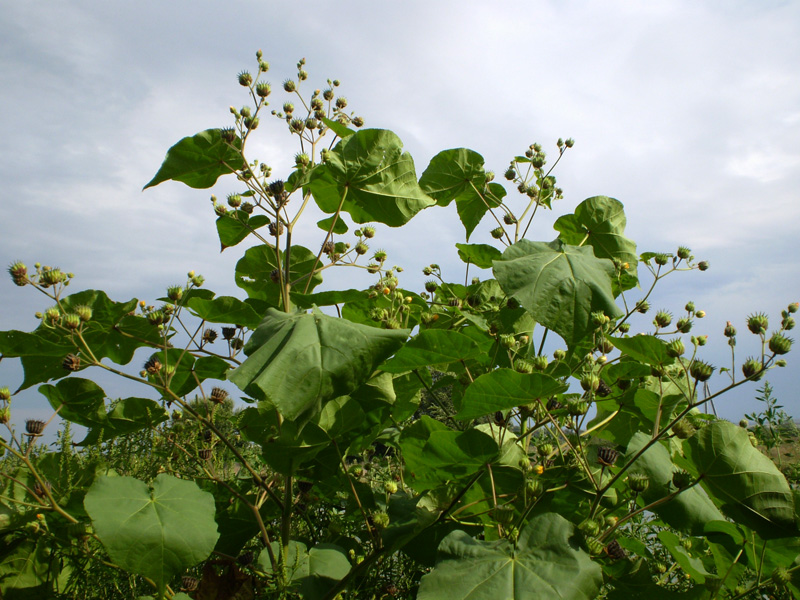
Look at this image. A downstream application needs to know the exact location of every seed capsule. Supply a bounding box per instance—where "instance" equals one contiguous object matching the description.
[26,419,45,435]
[62,354,81,372]
[597,447,619,467]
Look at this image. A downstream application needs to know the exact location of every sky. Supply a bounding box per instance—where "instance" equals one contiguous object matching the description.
[1,0,798,442]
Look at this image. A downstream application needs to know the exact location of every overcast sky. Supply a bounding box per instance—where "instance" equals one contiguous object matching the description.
[1,0,798,439]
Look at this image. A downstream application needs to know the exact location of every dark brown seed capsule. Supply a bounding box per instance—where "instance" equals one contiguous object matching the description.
[605,540,626,560]
[62,353,81,371]
[25,419,45,435]
[198,448,213,460]
[181,576,199,591]
[597,447,619,467]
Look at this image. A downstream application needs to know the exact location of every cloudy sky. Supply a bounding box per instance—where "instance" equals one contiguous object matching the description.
[1,0,798,438]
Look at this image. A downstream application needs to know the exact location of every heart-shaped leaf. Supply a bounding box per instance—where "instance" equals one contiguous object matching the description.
[494,239,621,347]
[417,512,602,600]
[144,128,244,189]
[229,308,408,422]
[310,129,435,227]
[84,474,219,597]
[684,420,800,539]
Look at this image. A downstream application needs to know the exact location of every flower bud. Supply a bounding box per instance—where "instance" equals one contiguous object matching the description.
[568,400,588,416]
[490,227,504,239]
[768,332,792,355]
[352,116,365,127]
[513,359,533,374]
[695,310,705,318]
[654,311,672,328]
[8,261,27,286]
[256,82,271,97]
[724,321,736,338]
[672,469,692,489]
[666,338,685,358]
[531,355,549,371]
[580,374,600,392]
[503,213,517,225]
[237,71,253,86]
[697,261,709,271]
[283,79,296,92]
[64,313,81,330]
[618,322,631,333]
[0,387,10,401]
[553,349,566,361]
[654,254,670,266]
[628,473,650,493]
[355,242,369,256]
[689,360,714,382]
[676,317,692,333]
[676,246,691,260]
[788,302,799,314]
[747,313,769,335]
[672,419,696,439]
[636,300,650,314]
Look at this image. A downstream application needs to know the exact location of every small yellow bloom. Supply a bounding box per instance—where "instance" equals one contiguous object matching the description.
[534,464,544,475]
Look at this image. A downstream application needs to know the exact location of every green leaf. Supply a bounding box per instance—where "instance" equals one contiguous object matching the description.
[419,148,500,239]
[457,369,568,420]
[685,420,800,539]
[78,397,169,445]
[235,243,322,306]
[554,196,638,292]
[493,239,622,347]
[403,428,498,489]
[186,295,263,329]
[257,540,350,599]
[455,243,502,269]
[611,335,675,366]
[39,377,106,427]
[321,116,355,139]
[658,531,713,584]
[380,329,482,373]
[0,538,51,592]
[143,128,245,189]
[417,513,602,600]
[216,211,269,251]
[291,289,367,309]
[310,129,435,227]
[316,215,349,234]
[84,474,218,596]
[625,432,724,535]
[229,308,408,422]
[0,290,161,390]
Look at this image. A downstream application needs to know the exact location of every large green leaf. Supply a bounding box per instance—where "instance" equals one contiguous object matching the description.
[417,513,602,600]
[554,196,638,292]
[611,335,675,366]
[144,128,245,189]
[626,432,724,535]
[0,290,160,390]
[457,369,568,420]
[493,239,621,347]
[229,308,408,422]
[257,541,350,599]
[684,420,800,539]
[235,243,323,306]
[84,474,218,597]
[39,377,106,426]
[380,329,483,373]
[402,427,498,490]
[77,397,169,445]
[419,148,501,239]
[310,129,435,227]
[0,538,51,593]
[455,243,502,269]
